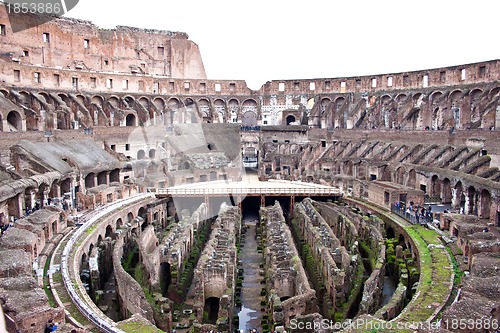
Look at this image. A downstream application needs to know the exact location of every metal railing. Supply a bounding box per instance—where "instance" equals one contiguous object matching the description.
[391,204,436,225]
[156,186,342,196]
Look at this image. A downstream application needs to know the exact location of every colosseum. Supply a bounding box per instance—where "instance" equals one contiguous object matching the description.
[0,4,499,333]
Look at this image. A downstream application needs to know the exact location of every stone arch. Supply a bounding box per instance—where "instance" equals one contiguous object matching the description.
[126,113,137,127]
[110,169,120,183]
[479,189,491,219]
[17,91,31,107]
[442,178,452,204]
[450,90,463,127]
[105,225,113,238]
[488,86,500,99]
[0,88,9,98]
[429,91,444,129]
[124,95,135,107]
[197,98,211,122]
[127,212,134,222]
[431,175,441,198]
[227,98,241,122]
[38,91,52,105]
[60,178,71,195]
[213,99,226,123]
[453,181,465,209]
[285,114,296,125]
[91,95,104,107]
[395,166,406,185]
[395,93,408,105]
[137,149,146,159]
[58,93,70,105]
[242,111,257,126]
[320,97,331,115]
[167,97,181,124]
[334,96,346,111]
[85,173,95,189]
[149,149,156,159]
[153,97,166,110]
[138,96,149,108]
[108,96,120,108]
[116,218,123,228]
[75,94,87,106]
[344,160,353,176]
[97,171,107,185]
[6,110,23,131]
[184,98,198,123]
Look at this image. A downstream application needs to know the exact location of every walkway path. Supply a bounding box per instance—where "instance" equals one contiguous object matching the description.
[238,218,263,332]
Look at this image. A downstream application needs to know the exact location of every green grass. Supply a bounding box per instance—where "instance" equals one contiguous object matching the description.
[117,320,166,333]
[43,254,58,308]
[342,198,454,326]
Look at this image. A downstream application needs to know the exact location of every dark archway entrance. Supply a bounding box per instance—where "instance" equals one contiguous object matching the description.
[286,115,296,125]
[203,297,220,325]
[160,263,172,296]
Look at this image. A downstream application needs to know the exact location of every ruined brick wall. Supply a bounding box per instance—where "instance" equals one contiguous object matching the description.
[138,225,161,289]
[263,201,317,326]
[191,204,240,330]
[112,233,155,323]
[0,3,206,83]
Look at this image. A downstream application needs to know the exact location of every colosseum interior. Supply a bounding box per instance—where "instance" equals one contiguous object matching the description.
[0,4,499,333]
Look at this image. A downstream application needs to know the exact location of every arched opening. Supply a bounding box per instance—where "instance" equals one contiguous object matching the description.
[242,111,257,126]
[105,225,113,238]
[344,161,353,176]
[127,212,134,222]
[398,234,406,248]
[149,149,156,159]
[160,262,172,296]
[203,297,220,324]
[431,175,441,199]
[453,181,465,210]
[85,173,95,189]
[137,150,145,159]
[116,218,123,229]
[479,189,491,219]
[57,111,71,130]
[97,235,103,245]
[6,110,22,131]
[97,171,107,186]
[126,113,136,126]
[60,178,71,195]
[138,207,147,220]
[467,186,476,215]
[181,161,190,170]
[286,115,296,125]
[109,169,120,183]
[442,178,452,204]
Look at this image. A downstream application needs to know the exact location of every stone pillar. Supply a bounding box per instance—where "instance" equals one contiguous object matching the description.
[451,188,460,209]
[41,188,50,207]
[464,191,471,215]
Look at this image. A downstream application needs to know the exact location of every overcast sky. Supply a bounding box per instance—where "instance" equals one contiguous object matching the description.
[66,0,500,90]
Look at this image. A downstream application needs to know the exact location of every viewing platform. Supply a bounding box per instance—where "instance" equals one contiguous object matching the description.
[154,179,342,197]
